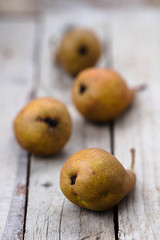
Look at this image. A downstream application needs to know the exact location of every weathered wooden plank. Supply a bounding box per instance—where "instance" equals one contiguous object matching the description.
[40,0,160,11]
[0,0,38,13]
[1,0,160,15]
[112,10,160,239]
[0,19,35,239]
[24,12,115,240]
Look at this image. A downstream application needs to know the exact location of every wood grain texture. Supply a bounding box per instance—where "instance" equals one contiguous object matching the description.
[24,12,115,240]
[0,20,35,239]
[112,10,160,240]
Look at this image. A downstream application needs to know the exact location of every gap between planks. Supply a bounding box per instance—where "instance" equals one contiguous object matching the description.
[109,121,119,240]
[23,154,31,239]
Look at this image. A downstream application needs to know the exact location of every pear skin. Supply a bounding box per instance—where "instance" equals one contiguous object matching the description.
[57,29,101,75]
[72,68,135,122]
[60,148,136,211]
[14,97,72,156]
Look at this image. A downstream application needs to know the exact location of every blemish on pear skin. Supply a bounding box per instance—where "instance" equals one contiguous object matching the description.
[70,174,77,185]
[79,84,86,94]
[37,116,58,128]
[78,45,88,56]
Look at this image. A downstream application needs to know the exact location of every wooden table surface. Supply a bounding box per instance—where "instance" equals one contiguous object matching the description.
[0,2,160,240]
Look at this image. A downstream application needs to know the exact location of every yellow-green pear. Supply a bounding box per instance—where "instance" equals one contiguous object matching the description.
[57,28,101,75]
[14,97,72,156]
[60,148,136,211]
[72,68,135,122]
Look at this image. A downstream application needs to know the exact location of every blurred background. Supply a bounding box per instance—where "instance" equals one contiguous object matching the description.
[1,0,160,13]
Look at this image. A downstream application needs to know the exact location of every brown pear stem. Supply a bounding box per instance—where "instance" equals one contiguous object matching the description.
[134,84,147,92]
[130,148,135,170]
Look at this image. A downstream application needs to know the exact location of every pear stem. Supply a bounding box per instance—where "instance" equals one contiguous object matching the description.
[130,148,135,170]
[134,84,147,92]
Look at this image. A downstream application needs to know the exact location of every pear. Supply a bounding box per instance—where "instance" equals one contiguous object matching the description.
[57,28,101,75]
[72,68,135,122]
[14,97,72,156]
[60,148,136,211]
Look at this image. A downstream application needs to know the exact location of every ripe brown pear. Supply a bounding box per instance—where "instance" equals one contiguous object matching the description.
[57,28,101,75]
[60,148,136,211]
[72,68,135,122]
[14,97,72,156]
